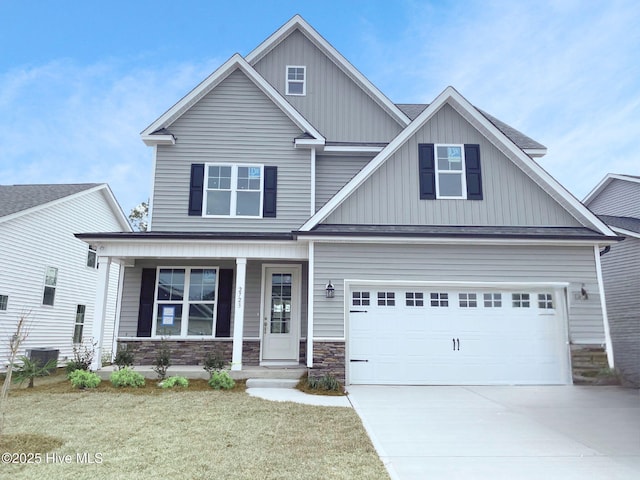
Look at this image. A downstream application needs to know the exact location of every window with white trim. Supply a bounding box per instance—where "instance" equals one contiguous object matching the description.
[0,295,8,311]
[154,267,218,337]
[436,144,466,198]
[538,293,554,309]
[87,245,97,268]
[352,291,370,306]
[42,266,58,306]
[205,164,263,217]
[459,293,477,307]
[73,305,86,343]
[484,293,502,307]
[377,292,395,306]
[512,293,530,308]
[405,292,424,307]
[430,292,449,307]
[286,66,306,95]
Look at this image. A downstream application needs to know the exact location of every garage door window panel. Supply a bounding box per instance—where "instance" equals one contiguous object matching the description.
[538,293,554,309]
[484,293,502,307]
[352,291,370,306]
[512,293,530,308]
[377,292,395,306]
[459,293,477,308]
[430,293,449,307]
[405,292,424,307]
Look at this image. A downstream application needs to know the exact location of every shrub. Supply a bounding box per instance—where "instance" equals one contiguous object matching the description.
[208,370,235,390]
[113,349,135,370]
[159,376,189,389]
[306,374,341,392]
[12,356,58,388]
[69,369,101,389]
[110,368,145,388]
[202,351,226,377]
[152,343,171,380]
[65,341,96,376]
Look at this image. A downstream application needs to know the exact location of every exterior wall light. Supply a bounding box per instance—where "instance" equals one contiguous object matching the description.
[325,281,335,298]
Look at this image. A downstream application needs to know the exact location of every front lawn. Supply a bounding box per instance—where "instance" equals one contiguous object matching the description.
[0,375,389,479]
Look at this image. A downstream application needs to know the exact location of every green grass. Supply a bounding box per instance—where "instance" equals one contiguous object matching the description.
[0,373,389,479]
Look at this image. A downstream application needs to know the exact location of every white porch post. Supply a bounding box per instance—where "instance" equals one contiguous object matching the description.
[91,256,111,371]
[307,242,314,367]
[110,261,126,363]
[594,245,615,367]
[231,257,247,371]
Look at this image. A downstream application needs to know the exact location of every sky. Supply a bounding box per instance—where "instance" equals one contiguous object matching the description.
[1,0,639,215]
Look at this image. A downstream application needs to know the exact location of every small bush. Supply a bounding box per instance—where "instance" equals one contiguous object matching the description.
[153,343,171,380]
[12,356,58,388]
[159,376,189,389]
[208,370,235,390]
[110,367,145,388]
[202,351,226,377]
[66,342,96,376]
[306,374,341,392]
[69,369,101,389]
[113,349,135,370]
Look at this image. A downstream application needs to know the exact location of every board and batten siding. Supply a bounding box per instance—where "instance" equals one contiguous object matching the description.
[151,69,311,232]
[0,190,123,367]
[117,260,308,340]
[315,155,372,211]
[324,104,583,227]
[311,243,603,344]
[586,179,640,218]
[253,29,403,143]
[600,237,640,385]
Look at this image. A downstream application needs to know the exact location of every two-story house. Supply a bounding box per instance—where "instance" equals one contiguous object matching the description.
[78,15,620,385]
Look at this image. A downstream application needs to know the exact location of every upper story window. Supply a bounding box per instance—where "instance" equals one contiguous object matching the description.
[42,266,58,306]
[286,66,306,96]
[436,145,466,199]
[205,164,263,217]
[0,294,8,311]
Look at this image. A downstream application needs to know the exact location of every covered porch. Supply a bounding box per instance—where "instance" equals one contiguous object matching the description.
[78,232,310,373]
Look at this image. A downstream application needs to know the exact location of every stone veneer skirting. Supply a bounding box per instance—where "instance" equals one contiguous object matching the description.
[308,341,345,383]
[117,339,260,366]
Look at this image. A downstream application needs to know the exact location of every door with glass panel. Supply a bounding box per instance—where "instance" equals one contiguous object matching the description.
[261,266,300,362]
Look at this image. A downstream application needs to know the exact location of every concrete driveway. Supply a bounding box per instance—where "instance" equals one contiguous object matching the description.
[347,385,640,480]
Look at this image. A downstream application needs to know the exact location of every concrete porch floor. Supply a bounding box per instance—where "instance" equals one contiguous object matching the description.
[96,364,307,381]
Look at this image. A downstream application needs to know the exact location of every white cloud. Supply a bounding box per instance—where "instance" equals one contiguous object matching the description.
[0,57,221,213]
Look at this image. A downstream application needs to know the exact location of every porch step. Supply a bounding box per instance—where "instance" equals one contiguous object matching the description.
[246,378,299,389]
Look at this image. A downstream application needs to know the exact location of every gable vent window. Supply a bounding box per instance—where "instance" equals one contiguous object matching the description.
[286,66,306,96]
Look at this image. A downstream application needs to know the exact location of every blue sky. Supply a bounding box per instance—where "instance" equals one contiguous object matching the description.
[1,0,639,214]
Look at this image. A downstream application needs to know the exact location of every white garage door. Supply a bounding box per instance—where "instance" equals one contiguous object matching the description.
[348,286,569,385]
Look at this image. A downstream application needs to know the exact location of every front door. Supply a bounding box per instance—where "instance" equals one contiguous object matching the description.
[261,266,300,363]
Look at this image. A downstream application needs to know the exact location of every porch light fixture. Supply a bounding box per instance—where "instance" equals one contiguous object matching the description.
[325,281,335,298]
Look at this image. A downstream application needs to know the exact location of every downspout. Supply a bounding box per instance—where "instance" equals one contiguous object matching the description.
[593,245,614,367]
[599,245,611,256]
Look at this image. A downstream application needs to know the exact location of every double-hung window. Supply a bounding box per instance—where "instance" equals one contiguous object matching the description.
[205,164,263,217]
[42,266,58,306]
[154,267,218,337]
[286,66,306,95]
[435,144,466,198]
[74,305,86,343]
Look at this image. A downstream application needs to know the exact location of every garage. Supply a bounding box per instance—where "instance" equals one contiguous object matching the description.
[347,284,570,385]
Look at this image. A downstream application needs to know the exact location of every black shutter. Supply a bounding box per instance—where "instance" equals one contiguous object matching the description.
[418,144,436,200]
[263,166,277,217]
[136,268,157,337]
[464,144,483,200]
[188,163,205,216]
[215,269,234,338]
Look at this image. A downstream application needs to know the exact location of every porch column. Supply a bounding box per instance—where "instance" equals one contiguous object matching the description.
[231,257,247,371]
[91,256,111,371]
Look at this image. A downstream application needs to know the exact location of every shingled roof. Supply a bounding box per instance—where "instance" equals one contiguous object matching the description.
[0,183,102,218]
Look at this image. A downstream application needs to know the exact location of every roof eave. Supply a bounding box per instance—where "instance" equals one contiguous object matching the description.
[523,148,547,158]
[141,134,176,146]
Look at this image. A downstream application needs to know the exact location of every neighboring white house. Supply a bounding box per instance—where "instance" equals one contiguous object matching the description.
[584,174,640,387]
[0,183,131,368]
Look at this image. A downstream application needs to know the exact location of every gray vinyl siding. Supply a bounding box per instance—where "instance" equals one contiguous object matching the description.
[151,69,311,232]
[586,179,640,218]
[324,104,583,227]
[600,237,640,385]
[117,260,308,340]
[315,155,372,211]
[312,243,603,343]
[253,29,403,143]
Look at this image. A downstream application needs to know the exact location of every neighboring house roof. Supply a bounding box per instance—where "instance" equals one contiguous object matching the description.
[141,54,325,147]
[245,14,411,128]
[395,103,547,156]
[0,183,132,231]
[295,224,614,242]
[598,215,640,238]
[583,173,640,205]
[300,86,616,238]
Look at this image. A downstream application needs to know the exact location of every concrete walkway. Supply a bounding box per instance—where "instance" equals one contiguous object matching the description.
[246,387,351,407]
[347,385,640,480]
